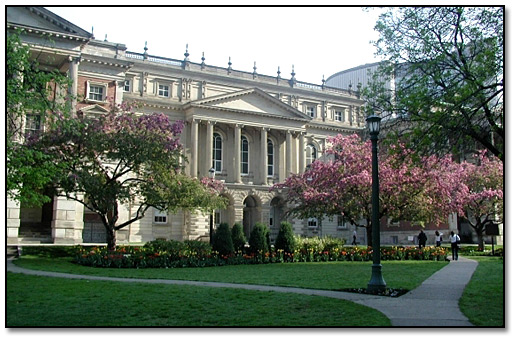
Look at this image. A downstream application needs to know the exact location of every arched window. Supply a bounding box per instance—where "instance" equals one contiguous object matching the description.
[212,133,223,173]
[306,144,317,167]
[267,139,274,177]
[241,135,249,175]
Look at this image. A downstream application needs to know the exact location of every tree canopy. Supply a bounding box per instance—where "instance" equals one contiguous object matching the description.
[273,134,462,246]
[364,7,504,161]
[20,103,228,250]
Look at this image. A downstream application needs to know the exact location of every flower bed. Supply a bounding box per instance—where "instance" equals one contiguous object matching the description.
[74,241,449,269]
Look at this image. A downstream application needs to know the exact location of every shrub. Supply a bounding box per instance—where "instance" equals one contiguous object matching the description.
[213,223,234,256]
[249,222,269,254]
[274,221,296,254]
[182,240,212,256]
[231,223,247,252]
[144,239,183,253]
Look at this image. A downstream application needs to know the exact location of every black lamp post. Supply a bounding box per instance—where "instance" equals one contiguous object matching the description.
[366,115,387,294]
[209,167,215,245]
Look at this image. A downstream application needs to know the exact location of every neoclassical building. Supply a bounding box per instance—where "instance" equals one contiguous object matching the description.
[7,7,376,246]
[7,7,458,247]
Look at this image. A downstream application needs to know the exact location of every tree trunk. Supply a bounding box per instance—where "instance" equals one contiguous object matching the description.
[476,227,485,251]
[366,222,373,247]
[106,226,117,251]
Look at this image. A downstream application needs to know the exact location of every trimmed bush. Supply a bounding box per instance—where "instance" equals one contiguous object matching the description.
[249,222,269,254]
[274,221,296,254]
[213,223,234,256]
[231,223,247,252]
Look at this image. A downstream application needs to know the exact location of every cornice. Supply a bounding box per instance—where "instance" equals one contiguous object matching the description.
[7,23,90,43]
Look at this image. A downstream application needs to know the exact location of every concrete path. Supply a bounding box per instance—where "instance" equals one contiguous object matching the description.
[6,256,478,327]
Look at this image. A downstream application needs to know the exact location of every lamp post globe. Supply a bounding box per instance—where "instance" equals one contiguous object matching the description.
[366,114,386,293]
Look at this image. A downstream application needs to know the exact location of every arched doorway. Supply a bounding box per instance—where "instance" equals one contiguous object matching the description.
[269,197,285,242]
[243,195,261,239]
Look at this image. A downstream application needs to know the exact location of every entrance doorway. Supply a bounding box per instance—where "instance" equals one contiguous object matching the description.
[243,195,261,239]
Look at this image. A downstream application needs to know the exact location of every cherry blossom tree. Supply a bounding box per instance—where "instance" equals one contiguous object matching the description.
[22,103,227,250]
[273,134,463,246]
[457,151,503,250]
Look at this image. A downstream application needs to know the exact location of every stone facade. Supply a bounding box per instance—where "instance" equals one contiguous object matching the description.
[7,7,459,247]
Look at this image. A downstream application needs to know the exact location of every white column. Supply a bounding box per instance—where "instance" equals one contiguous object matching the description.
[234,124,242,183]
[299,132,306,173]
[7,195,20,244]
[68,56,79,111]
[205,121,214,177]
[260,127,268,185]
[286,131,293,177]
[190,119,199,177]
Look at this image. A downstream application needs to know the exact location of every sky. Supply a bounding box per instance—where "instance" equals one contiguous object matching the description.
[47,6,385,85]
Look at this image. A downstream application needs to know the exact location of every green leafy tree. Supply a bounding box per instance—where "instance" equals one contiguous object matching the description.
[213,223,234,256]
[364,7,503,161]
[20,103,227,251]
[231,223,247,252]
[7,30,72,206]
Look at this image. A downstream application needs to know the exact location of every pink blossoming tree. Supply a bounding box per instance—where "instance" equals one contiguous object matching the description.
[24,102,227,250]
[273,134,464,246]
[457,151,503,250]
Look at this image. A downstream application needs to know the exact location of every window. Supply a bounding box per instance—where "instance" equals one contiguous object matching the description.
[158,84,169,97]
[306,105,316,118]
[308,218,318,229]
[123,80,131,92]
[337,216,347,228]
[214,209,222,226]
[212,133,223,173]
[25,114,41,134]
[306,144,317,167]
[334,109,343,122]
[267,139,274,177]
[153,209,167,224]
[89,85,104,101]
[241,135,249,175]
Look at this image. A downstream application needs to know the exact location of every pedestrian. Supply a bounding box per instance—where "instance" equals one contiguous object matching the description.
[450,231,461,261]
[352,230,357,245]
[418,229,427,249]
[435,230,443,247]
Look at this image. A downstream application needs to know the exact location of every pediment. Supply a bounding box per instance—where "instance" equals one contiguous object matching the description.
[7,7,92,38]
[188,88,310,121]
[78,104,110,115]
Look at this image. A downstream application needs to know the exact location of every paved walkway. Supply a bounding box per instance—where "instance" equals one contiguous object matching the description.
[6,256,478,327]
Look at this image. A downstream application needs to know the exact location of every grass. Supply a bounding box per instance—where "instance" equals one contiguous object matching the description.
[13,256,447,291]
[7,255,449,327]
[459,256,504,326]
[6,273,390,327]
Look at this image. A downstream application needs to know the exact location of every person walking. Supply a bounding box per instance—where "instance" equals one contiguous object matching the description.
[418,229,427,249]
[435,230,443,247]
[450,231,461,261]
[351,230,357,245]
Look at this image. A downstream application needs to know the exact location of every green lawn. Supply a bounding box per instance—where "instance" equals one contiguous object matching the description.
[7,256,449,327]
[459,256,504,326]
[6,273,390,327]
[13,256,447,290]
